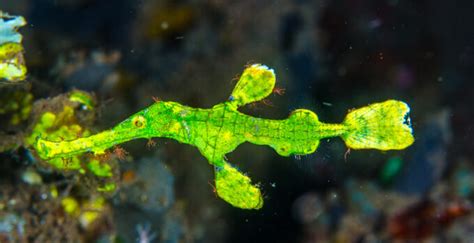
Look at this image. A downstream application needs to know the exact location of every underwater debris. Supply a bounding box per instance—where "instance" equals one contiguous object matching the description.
[51,50,122,92]
[388,199,472,240]
[345,179,378,218]
[0,87,33,126]
[394,109,451,194]
[33,64,414,209]
[137,2,195,40]
[118,157,174,213]
[20,167,42,185]
[0,11,27,82]
[0,213,25,242]
[61,195,110,230]
[136,223,157,243]
[452,159,474,199]
[0,184,82,242]
[295,175,473,242]
[292,192,324,224]
[379,156,404,185]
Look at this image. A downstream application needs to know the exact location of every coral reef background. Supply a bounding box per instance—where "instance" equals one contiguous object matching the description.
[1,0,474,242]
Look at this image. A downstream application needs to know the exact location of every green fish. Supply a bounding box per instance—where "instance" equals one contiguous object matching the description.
[34,64,414,209]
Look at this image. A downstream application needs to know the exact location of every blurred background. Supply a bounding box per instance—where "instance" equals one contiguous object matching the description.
[1,0,474,242]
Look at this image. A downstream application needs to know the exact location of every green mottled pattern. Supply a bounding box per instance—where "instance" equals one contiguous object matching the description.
[34,64,414,209]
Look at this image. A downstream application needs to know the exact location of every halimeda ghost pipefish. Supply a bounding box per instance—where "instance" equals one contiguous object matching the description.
[34,64,414,209]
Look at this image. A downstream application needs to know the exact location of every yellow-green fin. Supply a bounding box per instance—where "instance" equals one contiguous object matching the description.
[342,100,414,150]
[215,162,263,209]
[229,64,275,107]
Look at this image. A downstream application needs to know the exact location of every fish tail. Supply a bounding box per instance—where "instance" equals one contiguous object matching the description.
[341,100,414,150]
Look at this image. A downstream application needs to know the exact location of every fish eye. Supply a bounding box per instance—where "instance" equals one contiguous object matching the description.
[132,115,146,128]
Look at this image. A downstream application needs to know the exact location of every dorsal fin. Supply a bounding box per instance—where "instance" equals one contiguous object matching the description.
[229,64,276,107]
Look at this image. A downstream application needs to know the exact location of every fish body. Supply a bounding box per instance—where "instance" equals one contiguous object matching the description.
[34,64,414,209]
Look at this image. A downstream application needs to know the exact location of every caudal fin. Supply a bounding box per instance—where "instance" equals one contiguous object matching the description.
[342,100,414,150]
